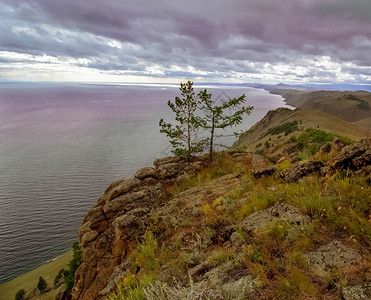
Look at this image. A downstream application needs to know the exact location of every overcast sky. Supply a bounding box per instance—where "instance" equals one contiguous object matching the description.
[1,0,371,84]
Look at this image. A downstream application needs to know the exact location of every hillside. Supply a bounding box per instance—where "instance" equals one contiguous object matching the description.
[232,89,371,161]
[270,89,371,124]
[6,137,370,300]
[69,141,371,300]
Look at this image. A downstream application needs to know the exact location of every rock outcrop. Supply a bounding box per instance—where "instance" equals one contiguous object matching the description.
[280,160,323,182]
[241,202,310,232]
[72,158,202,300]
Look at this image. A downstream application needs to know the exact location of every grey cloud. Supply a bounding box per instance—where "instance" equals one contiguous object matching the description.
[0,0,370,83]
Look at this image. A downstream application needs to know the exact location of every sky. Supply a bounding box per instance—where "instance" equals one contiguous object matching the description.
[0,0,371,84]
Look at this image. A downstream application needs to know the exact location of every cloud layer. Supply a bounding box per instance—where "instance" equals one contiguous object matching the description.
[1,0,371,83]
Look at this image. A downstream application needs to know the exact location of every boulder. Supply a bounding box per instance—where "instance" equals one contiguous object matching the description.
[155,161,201,179]
[342,282,371,300]
[253,166,275,178]
[330,144,367,170]
[241,202,310,232]
[280,160,323,182]
[134,167,157,180]
[153,156,184,168]
[81,230,99,247]
[305,240,362,272]
[103,178,140,202]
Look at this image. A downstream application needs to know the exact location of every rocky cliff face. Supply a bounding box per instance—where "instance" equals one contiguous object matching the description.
[72,157,202,300]
[71,141,371,300]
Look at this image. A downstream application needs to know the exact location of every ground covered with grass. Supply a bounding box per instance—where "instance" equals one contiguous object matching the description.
[108,143,371,300]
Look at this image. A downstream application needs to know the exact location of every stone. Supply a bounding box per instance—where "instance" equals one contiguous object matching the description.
[103,190,148,218]
[253,166,275,178]
[153,156,184,168]
[342,282,371,300]
[81,230,99,247]
[352,150,371,169]
[78,221,92,241]
[330,144,367,170]
[242,202,310,232]
[155,161,201,179]
[230,231,245,247]
[104,178,140,202]
[134,167,157,180]
[280,160,323,182]
[305,240,362,272]
[112,207,149,230]
[99,263,130,297]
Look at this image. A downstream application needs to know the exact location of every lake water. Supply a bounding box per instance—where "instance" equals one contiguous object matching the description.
[0,83,290,283]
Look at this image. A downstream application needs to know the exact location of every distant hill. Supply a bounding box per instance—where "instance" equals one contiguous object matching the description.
[271,89,371,123]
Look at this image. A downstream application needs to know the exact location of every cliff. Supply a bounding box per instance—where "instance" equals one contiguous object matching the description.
[70,139,371,299]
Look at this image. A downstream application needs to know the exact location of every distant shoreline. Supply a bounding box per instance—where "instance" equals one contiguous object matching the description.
[0,250,72,300]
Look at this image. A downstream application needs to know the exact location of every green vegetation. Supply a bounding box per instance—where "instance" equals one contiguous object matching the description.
[159,81,206,161]
[0,251,72,300]
[108,139,370,299]
[14,289,25,300]
[266,120,298,136]
[160,82,253,161]
[65,242,83,292]
[198,89,253,160]
[54,268,66,285]
[37,276,47,293]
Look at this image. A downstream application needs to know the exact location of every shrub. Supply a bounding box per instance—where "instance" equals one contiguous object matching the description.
[54,268,65,285]
[65,242,83,292]
[37,276,47,293]
[14,289,25,300]
[266,120,298,136]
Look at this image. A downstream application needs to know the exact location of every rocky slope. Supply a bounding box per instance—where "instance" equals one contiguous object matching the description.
[70,139,371,300]
[72,157,203,300]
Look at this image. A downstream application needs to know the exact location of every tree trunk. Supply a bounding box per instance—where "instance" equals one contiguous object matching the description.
[209,113,215,161]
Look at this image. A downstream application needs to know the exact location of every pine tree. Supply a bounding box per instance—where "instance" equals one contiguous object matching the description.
[37,276,47,293]
[197,89,253,161]
[159,81,206,161]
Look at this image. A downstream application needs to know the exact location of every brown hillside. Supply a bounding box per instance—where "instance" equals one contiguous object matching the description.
[271,89,371,123]
[232,107,367,156]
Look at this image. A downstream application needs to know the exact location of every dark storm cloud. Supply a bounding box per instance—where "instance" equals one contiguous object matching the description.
[1,0,371,83]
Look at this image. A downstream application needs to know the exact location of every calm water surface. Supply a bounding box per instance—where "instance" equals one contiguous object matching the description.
[0,83,290,283]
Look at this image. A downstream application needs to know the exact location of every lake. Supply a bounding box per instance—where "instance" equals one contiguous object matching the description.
[0,83,291,283]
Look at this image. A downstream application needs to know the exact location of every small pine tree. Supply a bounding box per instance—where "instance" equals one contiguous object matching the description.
[37,276,47,293]
[197,89,253,161]
[14,289,25,300]
[54,268,65,285]
[65,242,83,292]
[159,81,206,161]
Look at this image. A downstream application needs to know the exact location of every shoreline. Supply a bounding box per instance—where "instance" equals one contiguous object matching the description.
[0,250,72,300]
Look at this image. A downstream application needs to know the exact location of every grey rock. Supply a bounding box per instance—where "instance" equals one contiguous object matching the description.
[103,189,148,218]
[153,156,184,168]
[242,202,310,232]
[305,240,362,272]
[134,167,157,180]
[331,144,367,169]
[104,178,140,202]
[342,282,371,300]
[281,160,323,182]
